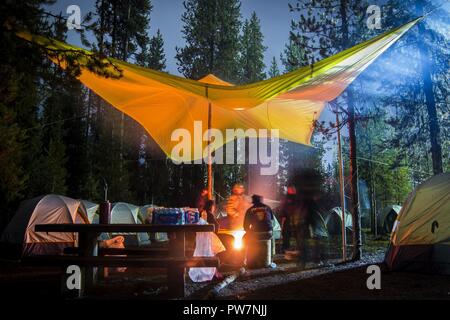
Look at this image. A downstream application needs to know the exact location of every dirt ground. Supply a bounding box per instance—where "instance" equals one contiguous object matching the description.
[1,235,449,300]
[236,264,450,300]
[217,254,450,300]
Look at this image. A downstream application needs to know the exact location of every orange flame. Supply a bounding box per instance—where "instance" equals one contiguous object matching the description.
[231,230,246,250]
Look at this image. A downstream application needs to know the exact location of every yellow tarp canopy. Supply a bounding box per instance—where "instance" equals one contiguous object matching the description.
[16,18,420,162]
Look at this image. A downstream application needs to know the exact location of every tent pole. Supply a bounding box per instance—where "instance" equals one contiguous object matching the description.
[336,112,347,262]
[206,87,213,200]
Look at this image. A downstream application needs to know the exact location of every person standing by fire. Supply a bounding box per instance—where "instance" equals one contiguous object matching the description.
[225,183,250,229]
[243,195,274,233]
[290,169,322,269]
[243,195,276,268]
[280,186,297,253]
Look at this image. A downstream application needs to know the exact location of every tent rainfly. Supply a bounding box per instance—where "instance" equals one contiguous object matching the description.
[15,18,420,163]
[385,173,450,274]
[1,194,89,256]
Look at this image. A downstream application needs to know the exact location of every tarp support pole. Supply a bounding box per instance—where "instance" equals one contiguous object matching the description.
[206,86,213,200]
[336,112,347,262]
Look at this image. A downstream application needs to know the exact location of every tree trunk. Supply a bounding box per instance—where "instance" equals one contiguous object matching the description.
[119,3,132,184]
[347,90,362,260]
[340,0,362,260]
[417,2,443,175]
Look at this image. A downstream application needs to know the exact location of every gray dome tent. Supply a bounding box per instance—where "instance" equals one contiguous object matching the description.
[1,194,89,256]
[324,207,352,236]
[110,202,150,246]
[81,200,99,223]
[310,211,329,238]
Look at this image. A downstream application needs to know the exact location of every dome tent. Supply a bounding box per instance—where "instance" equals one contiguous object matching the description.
[110,202,150,246]
[311,211,329,239]
[378,205,402,234]
[385,173,450,274]
[81,200,99,223]
[1,194,89,256]
[324,207,352,236]
[139,204,156,223]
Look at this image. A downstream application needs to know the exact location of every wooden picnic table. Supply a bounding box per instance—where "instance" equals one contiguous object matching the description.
[34,223,215,298]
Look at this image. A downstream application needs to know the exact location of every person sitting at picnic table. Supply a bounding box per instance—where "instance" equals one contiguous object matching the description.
[99,235,127,275]
[189,203,225,282]
[201,200,220,234]
[195,188,209,213]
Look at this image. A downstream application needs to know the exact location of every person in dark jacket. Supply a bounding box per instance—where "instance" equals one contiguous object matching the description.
[290,194,320,269]
[243,195,276,268]
[279,186,297,253]
[244,195,274,233]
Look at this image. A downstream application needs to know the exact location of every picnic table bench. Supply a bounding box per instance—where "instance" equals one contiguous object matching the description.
[25,224,218,298]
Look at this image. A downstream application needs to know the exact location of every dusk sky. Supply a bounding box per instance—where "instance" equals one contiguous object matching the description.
[48,0,296,75]
[46,0,449,76]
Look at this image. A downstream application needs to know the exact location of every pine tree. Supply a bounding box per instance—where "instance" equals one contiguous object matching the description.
[378,0,448,176]
[281,22,309,72]
[175,0,243,202]
[267,56,280,78]
[288,0,370,260]
[176,0,242,82]
[0,1,61,228]
[239,12,266,84]
[90,0,153,202]
[0,1,108,227]
[137,29,166,71]
[136,28,170,205]
[0,104,27,209]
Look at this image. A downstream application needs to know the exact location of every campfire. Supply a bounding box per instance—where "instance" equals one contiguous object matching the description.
[231,230,246,250]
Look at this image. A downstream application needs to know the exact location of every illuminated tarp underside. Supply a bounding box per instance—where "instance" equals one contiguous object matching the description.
[17,18,419,161]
